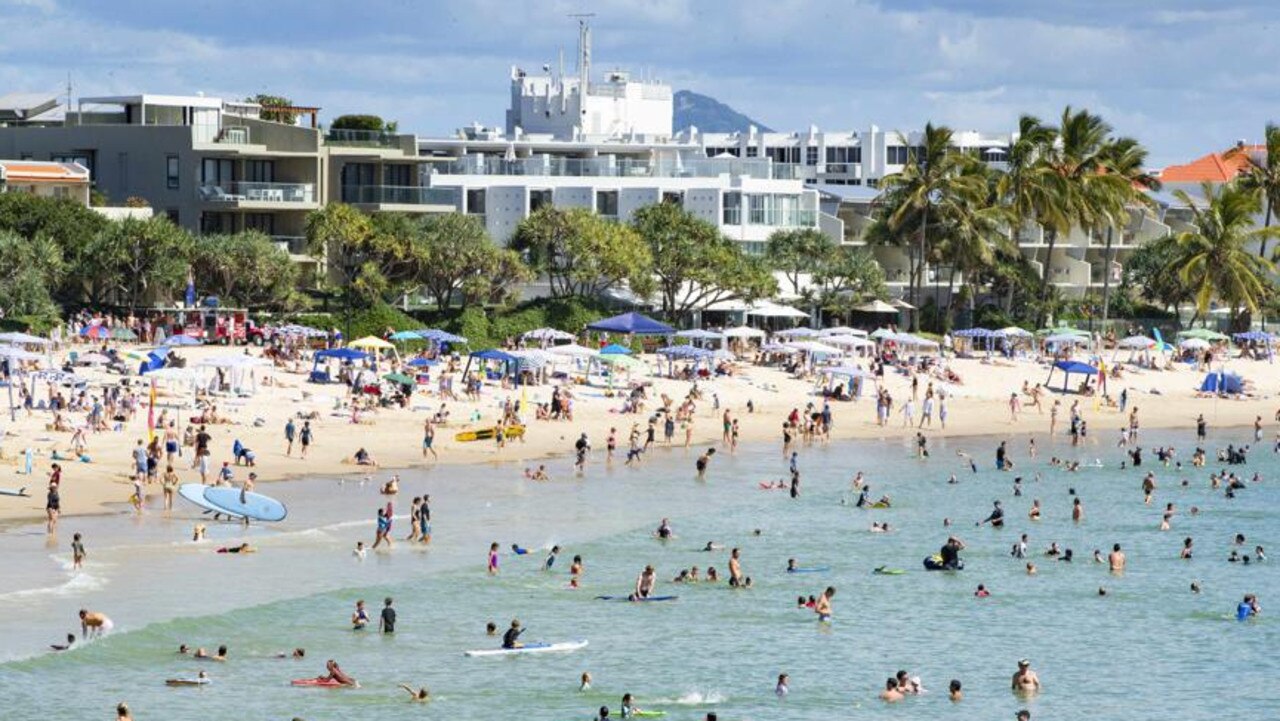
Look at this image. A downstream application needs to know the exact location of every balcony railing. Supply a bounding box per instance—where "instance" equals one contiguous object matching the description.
[430,156,802,181]
[272,235,310,256]
[325,129,402,148]
[198,182,316,203]
[341,185,460,206]
[747,208,818,227]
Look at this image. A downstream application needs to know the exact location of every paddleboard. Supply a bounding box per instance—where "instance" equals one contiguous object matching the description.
[202,486,288,522]
[454,425,526,443]
[633,712,668,718]
[178,484,246,520]
[165,677,210,687]
[291,677,348,687]
[0,487,29,497]
[463,639,588,657]
[787,566,831,574]
[873,567,907,575]
[594,595,679,602]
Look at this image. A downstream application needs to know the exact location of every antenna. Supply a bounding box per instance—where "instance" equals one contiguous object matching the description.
[569,13,595,86]
[66,71,73,126]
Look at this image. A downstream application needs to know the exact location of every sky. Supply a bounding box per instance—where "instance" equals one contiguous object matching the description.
[1,0,1278,167]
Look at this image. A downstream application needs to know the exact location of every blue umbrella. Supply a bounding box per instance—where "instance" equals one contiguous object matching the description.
[164,335,201,347]
[599,343,632,355]
[405,357,437,367]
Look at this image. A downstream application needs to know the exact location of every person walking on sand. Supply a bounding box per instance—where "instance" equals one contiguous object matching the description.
[284,418,296,456]
[422,419,437,460]
[299,421,313,459]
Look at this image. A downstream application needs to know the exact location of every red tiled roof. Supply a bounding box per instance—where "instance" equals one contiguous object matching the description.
[1159,144,1262,183]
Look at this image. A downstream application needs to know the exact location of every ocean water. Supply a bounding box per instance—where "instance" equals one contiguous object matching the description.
[1,427,1277,720]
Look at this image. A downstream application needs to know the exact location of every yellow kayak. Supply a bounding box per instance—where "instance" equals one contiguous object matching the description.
[454,425,526,443]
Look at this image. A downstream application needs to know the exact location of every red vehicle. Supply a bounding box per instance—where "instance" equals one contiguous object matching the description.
[155,308,257,345]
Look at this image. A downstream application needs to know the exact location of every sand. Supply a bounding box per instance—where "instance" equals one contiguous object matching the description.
[1,342,1274,523]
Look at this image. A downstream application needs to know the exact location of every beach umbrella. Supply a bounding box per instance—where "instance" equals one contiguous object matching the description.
[869,328,896,340]
[1179,338,1211,350]
[382,372,415,385]
[110,327,138,341]
[1177,328,1229,342]
[745,302,809,319]
[419,329,467,344]
[595,353,644,369]
[890,299,916,310]
[723,325,766,339]
[599,343,632,355]
[0,346,42,361]
[389,330,424,341]
[405,357,438,367]
[522,327,576,342]
[76,352,111,365]
[164,335,201,347]
[855,300,899,314]
[1117,335,1156,349]
[349,336,396,350]
[548,343,598,358]
[80,325,110,340]
[0,332,49,346]
[775,327,820,338]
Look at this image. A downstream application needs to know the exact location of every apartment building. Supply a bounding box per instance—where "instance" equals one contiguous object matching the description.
[0,159,90,205]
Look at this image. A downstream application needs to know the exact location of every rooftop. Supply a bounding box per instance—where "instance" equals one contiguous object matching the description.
[1158,143,1261,183]
[0,160,90,182]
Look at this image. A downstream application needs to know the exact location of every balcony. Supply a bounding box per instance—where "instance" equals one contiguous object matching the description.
[198,181,316,205]
[430,156,802,181]
[272,235,310,256]
[325,129,402,148]
[746,208,818,227]
[341,185,459,208]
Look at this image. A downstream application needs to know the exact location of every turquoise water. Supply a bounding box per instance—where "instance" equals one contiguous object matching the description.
[1,428,1277,720]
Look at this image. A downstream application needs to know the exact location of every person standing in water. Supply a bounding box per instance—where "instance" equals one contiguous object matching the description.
[813,587,835,621]
[695,448,716,480]
[1011,659,1041,694]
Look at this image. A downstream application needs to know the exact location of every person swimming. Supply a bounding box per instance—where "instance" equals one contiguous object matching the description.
[656,518,673,540]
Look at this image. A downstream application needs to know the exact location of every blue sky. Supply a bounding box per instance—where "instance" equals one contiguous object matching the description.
[2,0,1277,166]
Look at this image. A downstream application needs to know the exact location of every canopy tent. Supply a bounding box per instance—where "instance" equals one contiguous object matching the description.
[388,330,425,341]
[404,357,439,367]
[144,366,198,384]
[595,353,646,369]
[723,325,767,339]
[784,340,844,356]
[522,327,576,342]
[586,311,673,335]
[315,348,369,362]
[1036,326,1090,337]
[889,333,940,350]
[1117,335,1156,349]
[1233,331,1274,343]
[868,328,896,340]
[1044,333,1090,346]
[774,327,820,338]
[197,355,270,394]
[674,329,725,341]
[952,328,993,338]
[470,348,519,363]
[275,324,328,338]
[822,365,877,379]
[1200,370,1244,395]
[745,302,809,319]
[599,343,632,355]
[0,346,42,361]
[995,327,1033,338]
[657,345,714,359]
[349,336,396,350]
[1177,328,1229,342]
[855,299,900,314]
[0,332,49,346]
[818,326,866,337]
[759,342,800,354]
[820,365,877,399]
[75,352,111,365]
[821,334,876,352]
[1045,359,1101,393]
[548,343,599,358]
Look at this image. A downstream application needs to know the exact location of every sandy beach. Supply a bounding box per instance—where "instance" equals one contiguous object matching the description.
[2,342,1275,524]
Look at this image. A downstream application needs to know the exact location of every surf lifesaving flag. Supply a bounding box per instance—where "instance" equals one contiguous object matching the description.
[147,379,157,442]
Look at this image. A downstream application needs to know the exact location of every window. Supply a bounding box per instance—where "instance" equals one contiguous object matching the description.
[245,160,274,183]
[805,147,818,166]
[166,155,180,189]
[886,146,909,165]
[201,158,233,186]
[766,147,799,164]
[723,191,742,224]
[244,213,274,234]
[745,146,758,158]
[595,190,618,217]
[53,151,94,179]
[529,189,553,212]
[466,188,486,215]
[165,209,180,225]
[382,164,412,186]
[705,146,739,158]
[661,191,684,206]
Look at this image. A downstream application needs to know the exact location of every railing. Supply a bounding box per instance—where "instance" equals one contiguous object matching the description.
[341,185,459,206]
[747,208,818,227]
[216,126,251,144]
[430,156,802,181]
[326,129,402,148]
[272,235,310,255]
[198,182,316,203]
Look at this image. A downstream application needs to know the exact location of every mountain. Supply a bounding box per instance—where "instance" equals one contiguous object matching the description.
[672,90,772,134]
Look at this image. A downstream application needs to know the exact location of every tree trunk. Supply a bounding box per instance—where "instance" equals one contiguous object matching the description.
[1100,226,1115,327]
[944,265,958,332]
[913,207,928,332]
[1262,199,1272,331]
[1036,228,1058,327]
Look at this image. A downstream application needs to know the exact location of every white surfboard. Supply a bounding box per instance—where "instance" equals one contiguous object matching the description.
[463,639,588,657]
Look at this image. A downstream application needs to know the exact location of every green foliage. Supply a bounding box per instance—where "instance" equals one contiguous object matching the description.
[0,229,64,325]
[84,215,194,307]
[248,94,296,124]
[416,213,532,310]
[331,114,388,132]
[632,203,774,317]
[191,232,301,309]
[512,206,654,300]
[765,227,837,296]
[346,303,419,340]
[1172,181,1279,320]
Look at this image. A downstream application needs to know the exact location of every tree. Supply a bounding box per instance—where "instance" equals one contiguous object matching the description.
[0,193,108,304]
[878,123,986,329]
[1173,181,1280,328]
[812,246,886,319]
[331,114,389,132]
[1098,136,1160,326]
[632,202,774,317]
[1122,233,1192,318]
[1224,124,1280,259]
[933,162,1012,331]
[0,229,64,324]
[248,94,296,124]
[305,203,411,306]
[764,227,836,296]
[191,232,299,309]
[512,207,653,300]
[88,216,194,308]
[414,213,531,310]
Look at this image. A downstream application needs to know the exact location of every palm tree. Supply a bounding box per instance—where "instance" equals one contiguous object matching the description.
[935,161,1014,330]
[878,123,984,329]
[996,115,1066,326]
[1173,181,1280,329]
[1224,124,1280,258]
[1097,136,1161,327]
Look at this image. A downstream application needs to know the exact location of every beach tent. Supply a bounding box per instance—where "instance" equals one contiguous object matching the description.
[310,347,369,383]
[674,329,725,341]
[723,325,766,339]
[774,327,820,338]
[1046,360,1100,393]
[586,312,673,335]
[760,342,800,354]
[522,327,576,343]
[0,346,42,361]
[1117,335,1156,349]
[1179,338,1211,350]
[548,343,598,358]
[405,357,438,367]
[855,299,899,314]
[1199,370,1244,394]
[470,349,518,363]
[995,327,1033,338]
[1233,331,1274,362]
[0,332,49,346]
[745,302,809,319]
[869,328,896,340]
[819,326,866,337]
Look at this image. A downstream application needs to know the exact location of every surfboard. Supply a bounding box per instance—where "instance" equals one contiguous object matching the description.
[165,677,211,687]
[291,677,348,687]
[202,487,288,522]
[787,566,831,574]
[178,484,246,520]
[463,639,588,657]
[594,595,679,602]
[873,567,907,575]
[0,487,29,497]
[454,424,527,443]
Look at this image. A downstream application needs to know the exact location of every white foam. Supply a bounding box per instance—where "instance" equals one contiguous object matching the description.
[0,570,107,604]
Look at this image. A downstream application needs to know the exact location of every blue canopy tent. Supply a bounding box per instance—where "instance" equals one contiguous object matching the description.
[405,357,438,367]
[1233,331,1274,362]
[953,327,995,352]
[138,347,171,375]
[1046,360,1100,394]
[310,347,369,383]
[465,348,519,382]
[587,312,674,336]
[1199,370,1244,395]
[656,345,714,377]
